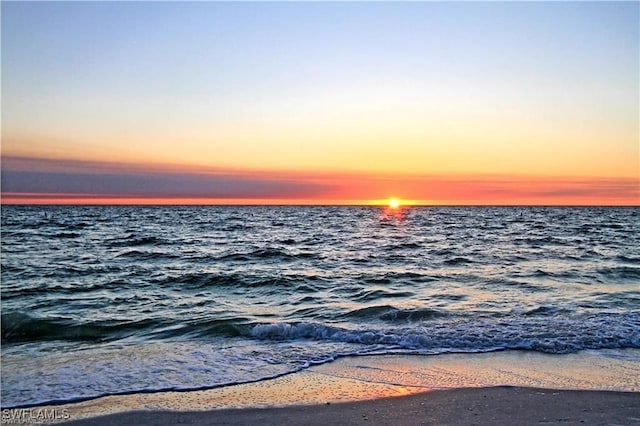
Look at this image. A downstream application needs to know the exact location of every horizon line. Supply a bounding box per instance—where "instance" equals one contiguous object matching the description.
[2,201,639,208]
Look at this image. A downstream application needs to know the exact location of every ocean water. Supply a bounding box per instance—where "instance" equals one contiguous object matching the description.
[1,205,639,408]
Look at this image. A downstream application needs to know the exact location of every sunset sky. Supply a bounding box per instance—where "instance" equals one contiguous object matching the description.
[2,1,638,205]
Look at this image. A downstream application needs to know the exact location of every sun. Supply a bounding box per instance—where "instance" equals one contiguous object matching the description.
[388,198,400,209]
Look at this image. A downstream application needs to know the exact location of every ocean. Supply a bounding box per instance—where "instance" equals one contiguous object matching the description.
[1,205,639,408]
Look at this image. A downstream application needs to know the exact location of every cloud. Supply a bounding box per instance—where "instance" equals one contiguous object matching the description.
[1,155,638,205]
[1,156,334,199]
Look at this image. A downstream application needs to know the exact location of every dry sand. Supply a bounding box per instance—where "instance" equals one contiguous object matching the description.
[63,387,640,426]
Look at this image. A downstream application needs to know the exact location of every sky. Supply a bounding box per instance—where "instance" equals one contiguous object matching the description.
[2,1,639,205]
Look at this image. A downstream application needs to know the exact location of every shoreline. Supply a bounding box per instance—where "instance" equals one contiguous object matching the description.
[9,350,639,424]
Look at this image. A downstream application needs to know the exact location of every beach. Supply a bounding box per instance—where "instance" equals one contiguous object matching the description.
[61,387,640,426]
[13,351,639,425]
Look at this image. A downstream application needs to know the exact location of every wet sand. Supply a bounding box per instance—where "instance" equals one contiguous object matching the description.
[17,351,640,424]
[64,386,640,426]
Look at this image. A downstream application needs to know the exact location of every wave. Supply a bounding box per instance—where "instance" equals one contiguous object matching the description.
[0,310,272,344]
[522,269,581,280]
[616,255,640,264]
[51,232,82,239]
[7,306,638,353]
[340,305,446,321]
[217,248,318,262]
[381,242,422,251]
[114,249,180,261]
[107,234,165,247]
[148,318,251,340]
[360,272,438,285]
[352,289,415,302]
[340,305,396,319]
[1,312,161,343]
[251,312,640,354]
[443,257,474,265]
[62,222,92,231]
[597,266,640,280]
[380,307,448,321]
[517,305,573,316]
[150,272,325,291]
[1,279,128,299]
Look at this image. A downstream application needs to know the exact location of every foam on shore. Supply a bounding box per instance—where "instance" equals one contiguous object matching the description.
[26,349,640,423]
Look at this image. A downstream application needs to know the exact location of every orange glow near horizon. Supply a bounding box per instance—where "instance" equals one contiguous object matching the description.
[1,155,638,206]
[2,192,638,206]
